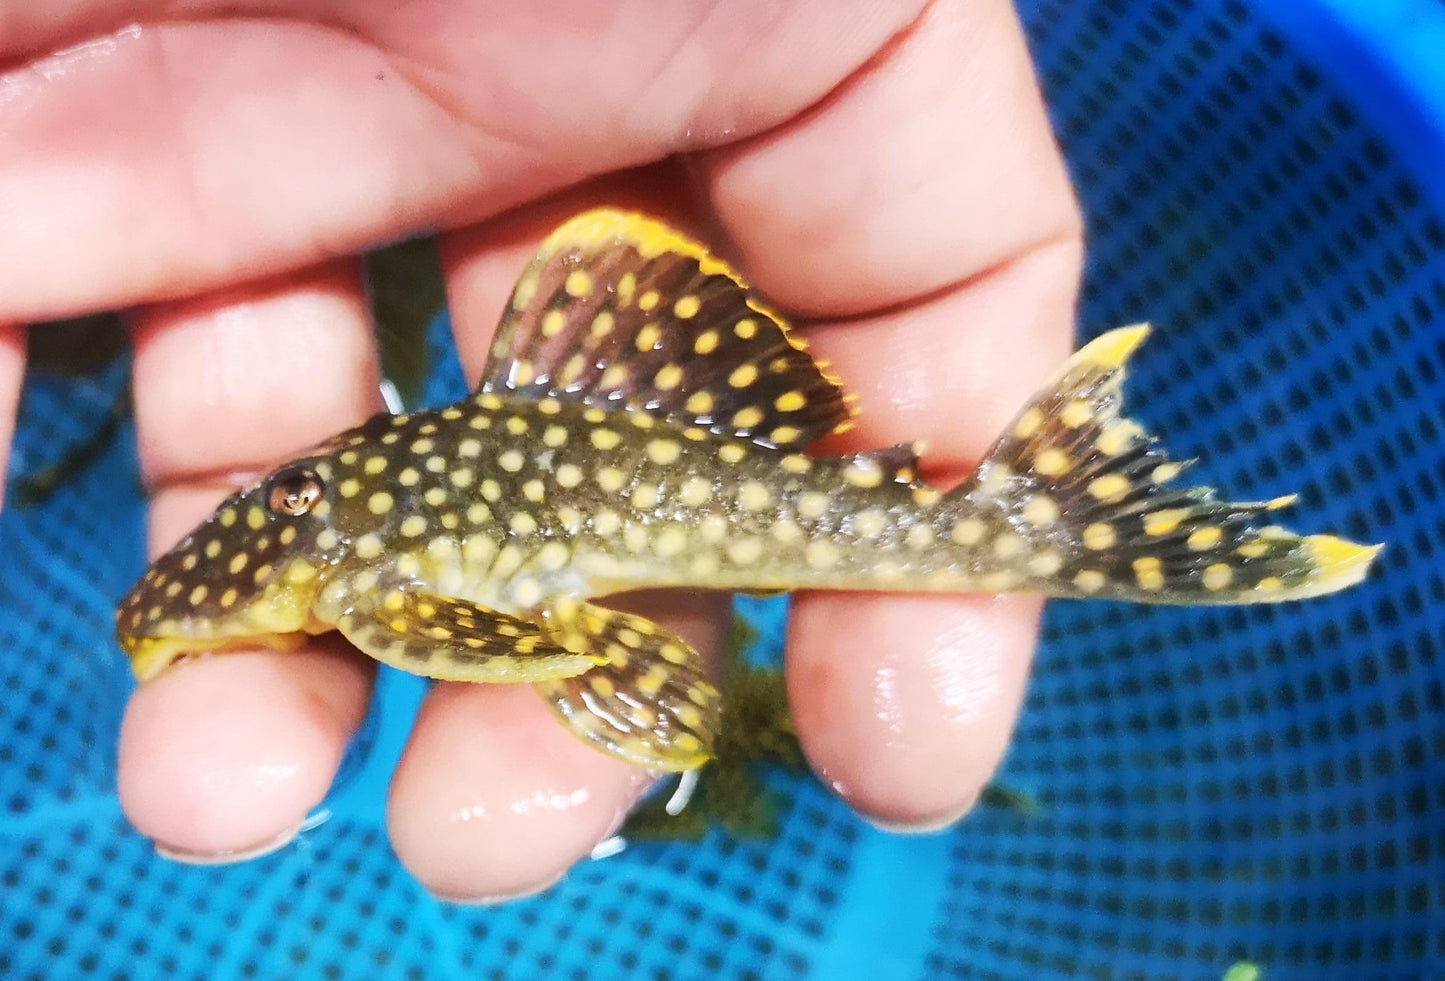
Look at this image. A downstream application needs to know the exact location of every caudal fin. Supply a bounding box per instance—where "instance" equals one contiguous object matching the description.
[959,325,1382,604]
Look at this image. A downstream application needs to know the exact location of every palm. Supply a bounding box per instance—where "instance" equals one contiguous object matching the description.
[0,0,1083,901]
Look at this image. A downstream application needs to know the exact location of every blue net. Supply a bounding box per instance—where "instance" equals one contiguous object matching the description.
[2,1,1443,978]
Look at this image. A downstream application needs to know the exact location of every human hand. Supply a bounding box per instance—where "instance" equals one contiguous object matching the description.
[0,0,1081,901]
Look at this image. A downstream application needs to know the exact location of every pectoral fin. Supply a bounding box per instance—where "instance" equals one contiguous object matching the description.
[337,589,597,683]
[534,600,721,771]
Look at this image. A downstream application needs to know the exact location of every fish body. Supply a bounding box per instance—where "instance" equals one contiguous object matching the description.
[117,210,1381,770]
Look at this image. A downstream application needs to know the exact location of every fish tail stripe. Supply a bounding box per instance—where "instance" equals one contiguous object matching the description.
[958,325,1383,604]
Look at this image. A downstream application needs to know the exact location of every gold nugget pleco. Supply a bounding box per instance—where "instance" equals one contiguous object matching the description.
[117,210,1381,770]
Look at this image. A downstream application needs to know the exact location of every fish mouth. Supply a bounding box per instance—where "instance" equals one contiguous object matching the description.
[123,631,311,682]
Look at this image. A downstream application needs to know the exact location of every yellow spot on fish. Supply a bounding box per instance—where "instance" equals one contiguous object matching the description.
[1013,408,1044,439]
[699,515,728,543]
[368,492,394,515]
[219,588,238,608]
[639,290,660,312]
[781,453,811,474]
[635,323,661,351]
[718,444,746,464]
[771,519,803,544]
[1144,509,1188,536]
[732,406,764,429]
[623,524,649,553]
[219,509,237,528]
[951,518,985,546]
[398,467,421,487]
[228,553,248,574]
[1030,550,1065,576]
[737,481,772,511]
[844,463,883,489]
[1152,463,1182,483]
[655,526,688,557]
[771,426,801,445]
[616,273,636,305]
[1023,495,1059,526]
[499,450,525,473]
[798,493,829,520]
[599,365,629,389]
[854,509,888,538]
[591,428,621,451]
[1097,421,1140,456]
[654,364,684,390]
[1034,449,1070,476]
[686,391,715,414]
[806,540,840,570]
[679,477,711,506]
[364,456,387,475]
[1075,569,1106,592]
[513,578,544,606]
[1203,563,1233,590]
[674,295,701,318]
[467,502,491,524]
[1083,523,1117,550]
[992,531,1023,559]
[188,586,207,605]
[631,484,660,509]
[734,319,758,339]
[505,416,528,436]
[425,456,446,473]
[338,479,361,498]
[522,479,544,502]
[564,270,593,297]
[907,524,935,550]
[1088,474,1131,503]
[589,311,613,338]
[450,469,475,489]
[1060,400,1093,428]
[541,309,567,337]
[775,391,806,412]
[1237,541,1269,559]
[1134,557,1165,591]
[597,468,626,492]
[728,365,758,388]
[593,510,622,536]
[728,538,764,564]
[247,507,266,530]
[355,535,383,559]
[316,529,339,550]
[510,513,538,536]
[556,464,583,488]
[425,486,448,507]
[694,331,719,354]
[1257,576,1284,591]
[412,438,434,454]
[1188,527,1224,551]
[646,439,681,465]
[204,540,221,559]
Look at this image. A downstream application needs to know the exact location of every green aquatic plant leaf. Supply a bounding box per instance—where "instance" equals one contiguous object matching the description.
[365,236,447,413]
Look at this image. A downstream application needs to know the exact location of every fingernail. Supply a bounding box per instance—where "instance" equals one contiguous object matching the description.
[857,795,979,836]
[153,819,304,865]
[430,868,566,908]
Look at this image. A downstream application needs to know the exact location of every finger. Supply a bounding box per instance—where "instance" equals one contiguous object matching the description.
[388,590,729,902]
[117,264,381,859]
[700,0,1083,827]
[0,2,921,321]
[384,180,725,900]
[0,325,23,511]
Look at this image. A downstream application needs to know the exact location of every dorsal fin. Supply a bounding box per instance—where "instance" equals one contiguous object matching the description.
[478,209,855,450]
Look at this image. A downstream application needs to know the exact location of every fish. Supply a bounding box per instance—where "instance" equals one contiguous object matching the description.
[115,208,1383,772]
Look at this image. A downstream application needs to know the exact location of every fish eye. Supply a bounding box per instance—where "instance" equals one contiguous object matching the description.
[266,466,324,516]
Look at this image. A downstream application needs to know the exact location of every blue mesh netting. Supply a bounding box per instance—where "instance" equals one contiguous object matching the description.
[3,1,1443,978]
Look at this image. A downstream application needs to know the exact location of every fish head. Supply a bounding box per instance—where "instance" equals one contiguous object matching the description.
[116,458,345,680]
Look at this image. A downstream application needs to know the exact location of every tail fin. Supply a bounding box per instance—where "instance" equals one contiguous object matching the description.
[959,325,1382,604]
